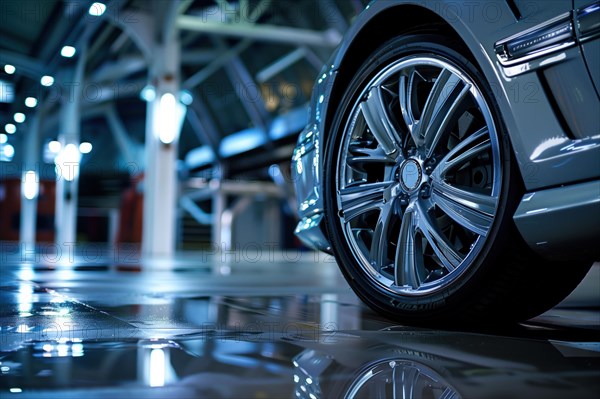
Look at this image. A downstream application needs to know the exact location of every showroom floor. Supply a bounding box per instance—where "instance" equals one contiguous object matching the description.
[1,247,598,398]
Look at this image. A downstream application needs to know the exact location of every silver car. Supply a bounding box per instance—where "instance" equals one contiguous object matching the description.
[292,0,600,323]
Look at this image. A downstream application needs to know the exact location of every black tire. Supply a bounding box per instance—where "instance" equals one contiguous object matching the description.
[323,34,592,325]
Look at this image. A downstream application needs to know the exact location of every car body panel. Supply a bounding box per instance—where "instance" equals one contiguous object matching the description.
[575,0,600,94]
[293,0,600,259]
[514,180,600,260]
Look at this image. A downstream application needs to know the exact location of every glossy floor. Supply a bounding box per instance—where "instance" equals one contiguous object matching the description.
[0,247,598,398]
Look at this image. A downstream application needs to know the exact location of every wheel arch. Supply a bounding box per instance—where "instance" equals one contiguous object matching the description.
[324,5,458,145]
[321,2,519,173]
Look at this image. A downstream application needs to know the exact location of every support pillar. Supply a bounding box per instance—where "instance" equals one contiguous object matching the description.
[55,80,81,247]
[20,115,41,247]
[141,39,181,257]
[55,50,85,248]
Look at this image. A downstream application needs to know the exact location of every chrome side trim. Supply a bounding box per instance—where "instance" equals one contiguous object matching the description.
[514,180,600,261]
[577,2,600,42]
[495,13,576,66]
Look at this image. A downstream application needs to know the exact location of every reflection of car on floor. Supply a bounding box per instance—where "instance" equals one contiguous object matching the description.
[292,1,600,323]
[292,329,600,399]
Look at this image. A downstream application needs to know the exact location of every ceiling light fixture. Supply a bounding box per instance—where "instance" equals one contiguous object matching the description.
[79,142,92,154]
[61,46,76,58]
[41,76,54,87]
[14,113,26,123]
[48,140,61,153]
[89,2,107,16]
[25,97,38,108]
[2,143,15,159]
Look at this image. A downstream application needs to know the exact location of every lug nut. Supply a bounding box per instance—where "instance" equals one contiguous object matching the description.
[420,184,432,199]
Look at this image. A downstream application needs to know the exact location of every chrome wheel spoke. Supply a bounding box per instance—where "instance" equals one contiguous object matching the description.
[439,387,460,399]
[347,146,395,170]
[339,182,393,221]
[435,126,490,178]
[416,202,463,272]
[369,201,398,271]
[360,85,403,155]
[394,208,421,289]
[399,73,420,146]
[400,365,421,399]
[442,138,491,174]
[424,83,471,158]
[418,69,467,141]
[431,182,496,236]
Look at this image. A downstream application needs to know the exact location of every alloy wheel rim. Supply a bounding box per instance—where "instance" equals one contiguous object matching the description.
[345,359,460,399]
[336,55,502,296]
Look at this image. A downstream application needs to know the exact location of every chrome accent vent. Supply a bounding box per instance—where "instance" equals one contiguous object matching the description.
[495,15,575,65]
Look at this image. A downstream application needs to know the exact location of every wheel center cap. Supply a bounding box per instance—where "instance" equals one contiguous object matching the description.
[399,159,422,192]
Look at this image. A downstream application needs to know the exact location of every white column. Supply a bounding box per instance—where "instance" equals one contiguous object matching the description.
[20,115,41,246]
[141,39,181,257]
[55,112,80,246]
[55,57,84,248]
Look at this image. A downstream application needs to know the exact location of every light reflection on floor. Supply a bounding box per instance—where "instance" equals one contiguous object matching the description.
[0,248,598,398]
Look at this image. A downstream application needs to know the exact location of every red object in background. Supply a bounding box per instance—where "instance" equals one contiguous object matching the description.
[0,178,56,242]
[115,174,144,244]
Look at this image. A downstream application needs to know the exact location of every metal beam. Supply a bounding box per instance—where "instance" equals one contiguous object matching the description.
[300,46,326,70]
[181,49,219,65]
[39,104,110,140]
[182,39,252,89]
[40,78,143,132]
[248,0,272,21]
[177,16,342,48]
[180,196,213,225]
[35,0,77,66]
[212,36,270,132]
[111,9,154,61]
[162,0,182,44]
[89,56,146,82]
[186,102,221,159]
[0,50,45,79]
[256,48,306,83]
[87,23,116,61]
[240,0,249,15]
[0,30,32,53]
[223,55,270,132]
[109,31,130,55]
[180,0,272,89]
[178,0,195,15]
[104,106,141,170]
[318,0,349,34]
[47,0,126,73]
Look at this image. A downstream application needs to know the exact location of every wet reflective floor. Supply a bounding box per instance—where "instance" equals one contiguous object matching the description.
[1,247,599,398]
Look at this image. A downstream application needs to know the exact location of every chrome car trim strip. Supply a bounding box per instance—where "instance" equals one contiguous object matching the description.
[495,13,576,66]
[577,2,600,42]
[496,2,600,68]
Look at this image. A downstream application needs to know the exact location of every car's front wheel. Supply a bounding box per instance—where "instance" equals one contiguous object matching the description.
[323,34,591,324]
